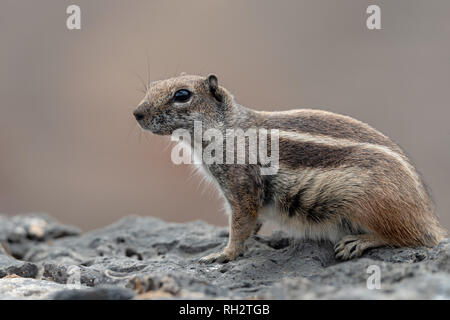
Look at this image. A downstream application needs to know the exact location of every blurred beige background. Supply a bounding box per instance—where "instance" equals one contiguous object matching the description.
[0,0,449,231]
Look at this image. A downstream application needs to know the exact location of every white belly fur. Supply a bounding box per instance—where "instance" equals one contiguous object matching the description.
[258,205,345,243]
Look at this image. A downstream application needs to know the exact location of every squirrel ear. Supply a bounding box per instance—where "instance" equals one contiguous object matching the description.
[206,74,223,102]
[207,74,218,91]
[206,74,222,102]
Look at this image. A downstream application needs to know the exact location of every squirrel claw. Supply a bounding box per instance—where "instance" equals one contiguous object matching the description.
[199,251,232,264]
[334,234,384,261]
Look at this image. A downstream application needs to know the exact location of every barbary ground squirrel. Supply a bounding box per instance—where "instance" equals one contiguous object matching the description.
[133,74,445,263]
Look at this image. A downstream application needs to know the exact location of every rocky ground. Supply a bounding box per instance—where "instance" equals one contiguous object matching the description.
[0,213,449,299]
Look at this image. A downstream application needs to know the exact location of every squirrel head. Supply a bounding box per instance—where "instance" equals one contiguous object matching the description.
[133,74,231,135]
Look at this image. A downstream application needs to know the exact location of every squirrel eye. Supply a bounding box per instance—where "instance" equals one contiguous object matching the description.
[173,89,192,103]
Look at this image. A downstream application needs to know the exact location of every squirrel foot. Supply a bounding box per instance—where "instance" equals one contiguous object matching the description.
[334,234,384,260]
[199,247,243,264]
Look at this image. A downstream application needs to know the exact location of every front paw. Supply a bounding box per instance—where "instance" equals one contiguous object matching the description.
[199,251,235,264]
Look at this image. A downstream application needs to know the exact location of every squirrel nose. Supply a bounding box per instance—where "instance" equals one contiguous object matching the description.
[133,110,145,121]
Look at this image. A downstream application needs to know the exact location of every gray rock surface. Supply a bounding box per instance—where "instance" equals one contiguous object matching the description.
[0,213,80,260]
[0,214,449,299]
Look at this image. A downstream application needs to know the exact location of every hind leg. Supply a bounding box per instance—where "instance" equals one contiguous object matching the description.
[334,234,385,260]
